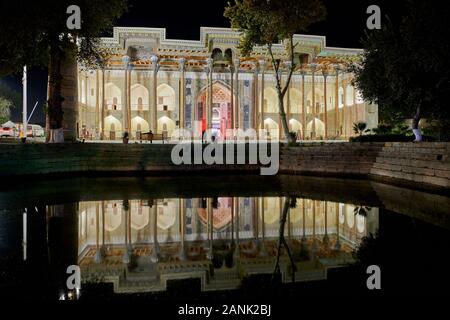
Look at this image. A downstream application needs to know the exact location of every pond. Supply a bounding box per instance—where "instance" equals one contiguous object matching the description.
[0,175,449,300]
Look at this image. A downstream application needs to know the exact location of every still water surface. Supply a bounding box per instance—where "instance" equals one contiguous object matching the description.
[1,175,449,299]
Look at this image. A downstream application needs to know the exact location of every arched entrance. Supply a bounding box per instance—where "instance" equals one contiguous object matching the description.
[104,115,122,140]
[131,116,150,139]
[197,82,232,139]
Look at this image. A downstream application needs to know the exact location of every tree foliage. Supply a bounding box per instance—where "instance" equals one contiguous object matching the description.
[0,1,127,140]
[350,0,450,138]
[0,97,12,124]
[0,81,21,109]
[225,0,326,142]
[0,0,127,75]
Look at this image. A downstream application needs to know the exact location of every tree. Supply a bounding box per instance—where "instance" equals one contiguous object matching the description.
[0,82,21,124]
[0,82,22,110]
[350,0,450,142]
[0,0,127,142]
[0,97,12,124]
[224,0,326,143]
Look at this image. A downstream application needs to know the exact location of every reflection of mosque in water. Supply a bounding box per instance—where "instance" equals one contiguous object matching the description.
[78,197,378,293]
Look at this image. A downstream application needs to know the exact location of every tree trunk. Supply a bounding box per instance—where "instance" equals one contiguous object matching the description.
[47,47,64,143]
[60,53,78,141]
[268,38,296,144]
[273,196,296,282]
[47,47,78,143]
[278,96,293,143]
[412,105,423,142]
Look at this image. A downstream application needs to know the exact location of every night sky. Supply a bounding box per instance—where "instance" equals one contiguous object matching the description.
[2,0,407,124]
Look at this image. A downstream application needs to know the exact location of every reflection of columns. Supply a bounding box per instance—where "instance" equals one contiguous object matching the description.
[287,199,292,239]
[261,198,265,240]
[101,69,105,140]
[208,59,214,130]
[254,198,258,239]
[207,198,213,260]
[151,204,159,262]
[259,60,266,134]
[323,70,328,139]
[96,203,99,248]
[230,197,234,242]
[302,199,306,239]
[311,200,318,257]
[234,197,240,258]
[179,199,186,260]
[323,202,329,245]
[151,55,159,133]
[22,208,27,261]
[178,58,186,129]
[101,201,105,247]
[334,65,340,137]
[310,64,317,138]
[313,201,316,238]
[259,197,267,256]
[335,203,341,251]
[301,70,306,140]
[122,201,130,264]
[233,59,240,130]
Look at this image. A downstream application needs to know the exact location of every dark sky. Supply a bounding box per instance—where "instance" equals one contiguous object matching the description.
[3,0,406,124]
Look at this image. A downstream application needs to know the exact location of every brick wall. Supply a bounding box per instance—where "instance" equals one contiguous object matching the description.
[0,143,262,177]
[370,142,450,189]
[280,142,450,190]
[0,142,449,190]
[280,143,384,177]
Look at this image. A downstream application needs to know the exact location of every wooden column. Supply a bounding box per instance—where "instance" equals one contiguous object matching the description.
[101,69,105,140]
[122,55,130,135]
[229,65,234,138]
[259,60,266,136]
[334,66,340,138]
[95,71,100,138]
[323,70,328,139]
[233,58,240,130]
[128,68,132,134]
[311,64,317,139]
[252,64,258,131]
[301,70,306,140]
[207,58,213,130]
[178,58,186,129]
[151,55,159,133]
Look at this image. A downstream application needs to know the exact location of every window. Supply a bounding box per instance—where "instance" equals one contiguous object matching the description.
[158,97,164,105]
[163,105,168,111]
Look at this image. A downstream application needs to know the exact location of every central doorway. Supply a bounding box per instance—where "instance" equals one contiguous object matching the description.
[197,82,232,139]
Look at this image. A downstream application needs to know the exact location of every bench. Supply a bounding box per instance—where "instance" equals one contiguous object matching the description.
[140,132,168,144]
